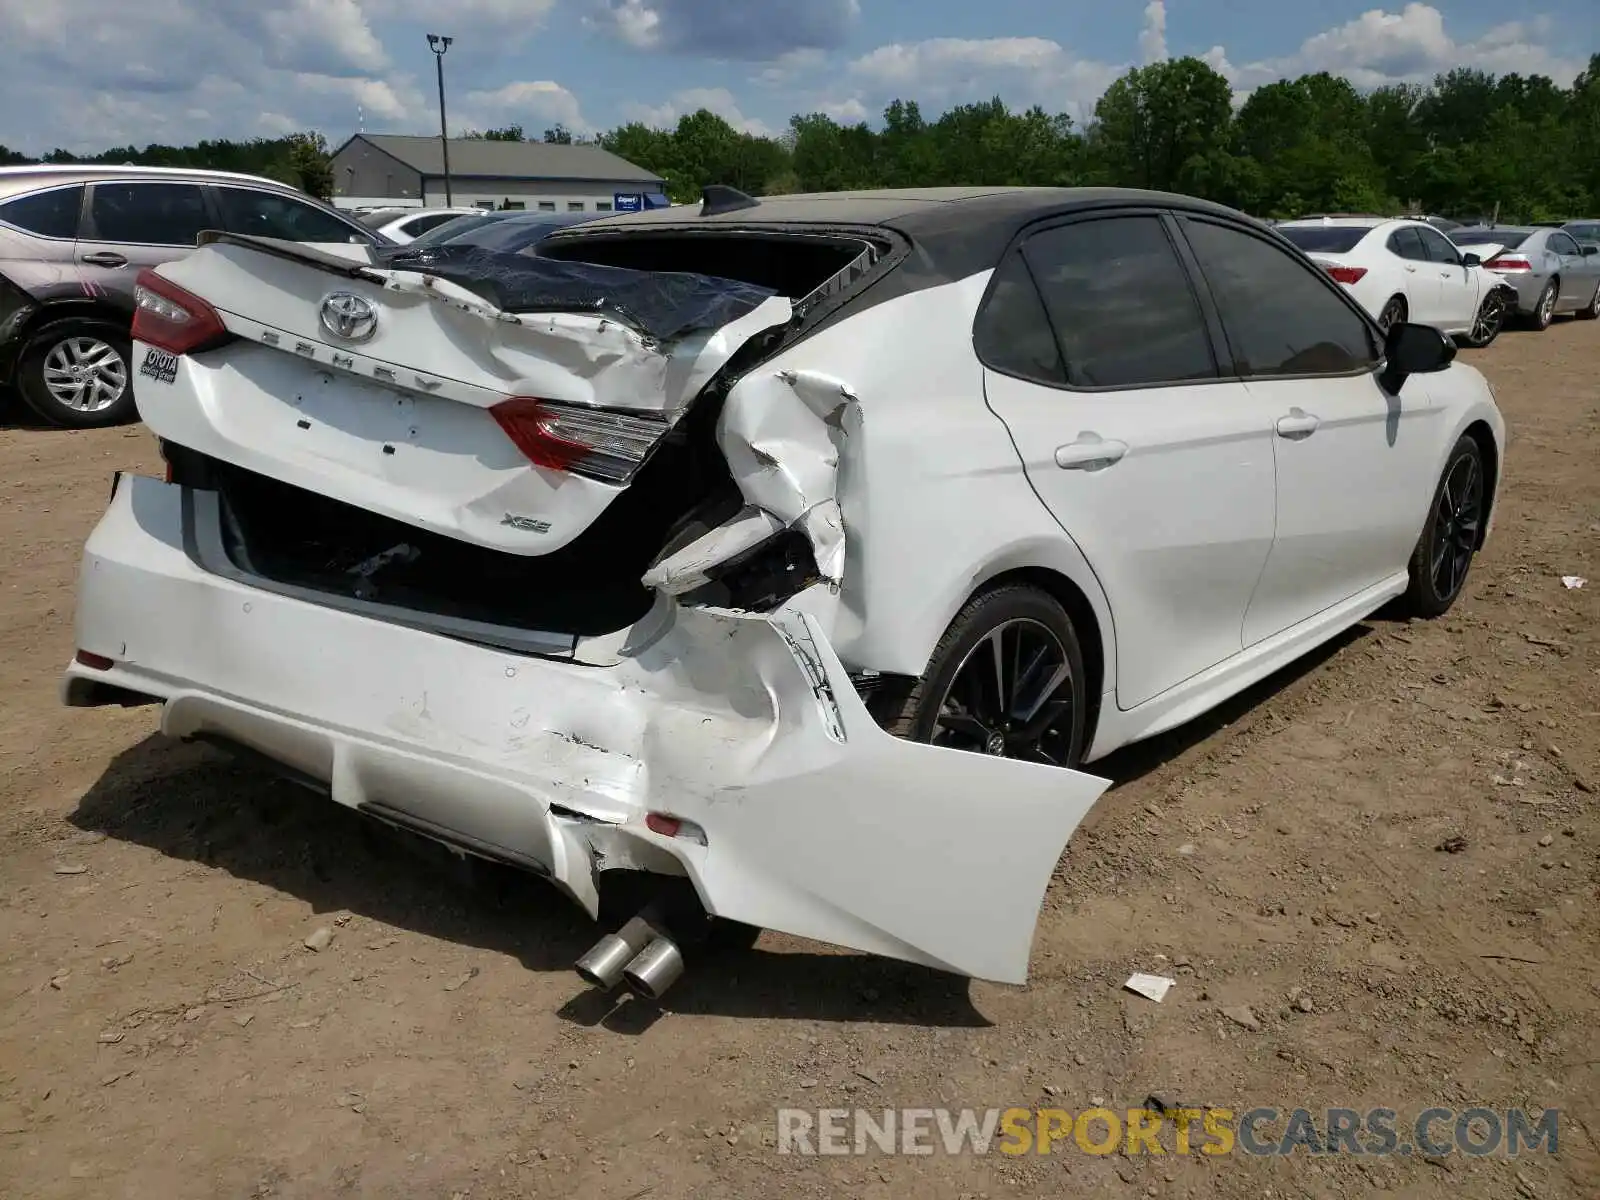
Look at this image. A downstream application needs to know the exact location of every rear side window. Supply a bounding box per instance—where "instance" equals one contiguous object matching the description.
[0,185,84,238]
[1021,216,1216,389]
[1388,227,1426,261]
[1278,226,1370,254]
[973,248,1065,386]
[214,188,362,243]
[88,182,210,246]
[1182,218,1380,378]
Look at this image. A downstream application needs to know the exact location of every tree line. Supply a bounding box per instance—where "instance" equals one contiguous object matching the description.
[6,53,1598,222]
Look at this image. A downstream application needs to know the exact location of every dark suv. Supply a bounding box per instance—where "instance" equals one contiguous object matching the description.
[0,165,380,427]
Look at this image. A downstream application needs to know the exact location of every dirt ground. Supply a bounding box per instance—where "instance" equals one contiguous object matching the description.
[1,320,1596,1200]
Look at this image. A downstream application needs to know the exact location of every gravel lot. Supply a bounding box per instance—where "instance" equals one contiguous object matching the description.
[1,322,1596,1199]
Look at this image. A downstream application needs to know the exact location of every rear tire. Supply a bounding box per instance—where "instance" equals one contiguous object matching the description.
[1403,435,1486,618]
[1578,281,1600,321]
[1377,295,1407,334]
[16,318,136,429]
[872,584,1088,770]
[1526,280,1558,331]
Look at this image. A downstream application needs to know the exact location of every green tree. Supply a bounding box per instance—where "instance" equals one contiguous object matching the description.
[1090,57,1234,192]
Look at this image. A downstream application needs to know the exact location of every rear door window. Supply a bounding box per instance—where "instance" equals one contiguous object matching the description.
[1020,215,1217,389]
[87,182,210,246]
[1548,232,1581,257]
[0,185,85,239]
[1181,217,1380,378]
[973,248,1066,386]
[1388,227,1427,261]
[214,188,364,243]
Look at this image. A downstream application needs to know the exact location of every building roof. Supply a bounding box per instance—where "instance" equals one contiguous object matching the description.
[337,134,663,185]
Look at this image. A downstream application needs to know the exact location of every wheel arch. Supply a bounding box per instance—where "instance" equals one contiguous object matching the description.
[1461,418,1499,548]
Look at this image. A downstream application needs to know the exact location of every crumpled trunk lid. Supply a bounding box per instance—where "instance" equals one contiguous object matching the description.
[141,236,792,557]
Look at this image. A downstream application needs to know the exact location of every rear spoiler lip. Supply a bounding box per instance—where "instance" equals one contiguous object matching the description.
[195,230,387,283]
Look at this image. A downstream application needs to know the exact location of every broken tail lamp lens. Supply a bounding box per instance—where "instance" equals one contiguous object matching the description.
[132,269,230,355]
[490,397,670,485]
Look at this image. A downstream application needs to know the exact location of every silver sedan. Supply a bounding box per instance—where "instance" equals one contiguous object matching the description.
[1449,225,1600,329]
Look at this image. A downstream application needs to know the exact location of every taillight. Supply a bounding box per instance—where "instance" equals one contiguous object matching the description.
[132,268,230,355]
[490,397,670,485]
[1324,265,1368,285]
[1486,255,1532,273]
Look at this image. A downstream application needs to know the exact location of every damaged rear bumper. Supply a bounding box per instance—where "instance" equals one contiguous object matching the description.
[66,474,1110,984]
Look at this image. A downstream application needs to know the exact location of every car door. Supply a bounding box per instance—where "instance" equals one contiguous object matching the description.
[1385,225,1439,324]
[209,185,375,245]
[978,212,1278,711]
[75,180,213,311]
[1417,224,1477,330]
[1546,231,1594,307]
[1175,216,1445,646]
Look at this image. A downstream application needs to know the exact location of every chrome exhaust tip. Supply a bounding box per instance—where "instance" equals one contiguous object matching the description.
[575,910,663,990]
[621,936,685,1001]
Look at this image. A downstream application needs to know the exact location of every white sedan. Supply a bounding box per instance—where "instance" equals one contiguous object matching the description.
[67,188,1503,994]
[1279,216,1518,347]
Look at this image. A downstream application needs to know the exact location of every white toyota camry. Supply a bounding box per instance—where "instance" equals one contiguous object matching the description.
[1278,215,1519,347]
[65,186,1504,996]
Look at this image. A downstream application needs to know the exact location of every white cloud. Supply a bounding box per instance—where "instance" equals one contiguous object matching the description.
[846,37,1125,121]
[1139,0,1169,65]
[459,81,593,135]
[262,0,388,75]
[621,87,776,136]
[753,48,829,87]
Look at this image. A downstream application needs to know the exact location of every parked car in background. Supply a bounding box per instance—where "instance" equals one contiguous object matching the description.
[1448,225,1600,328]
[399,211,512,249]
[67,186,1502,990]
[1563,220,1600,254]
[358,206,484,244]
[0,165,380,427]
[1278,216,1516,346]
[385,210,606,260]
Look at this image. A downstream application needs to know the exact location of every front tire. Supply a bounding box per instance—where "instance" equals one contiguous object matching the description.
[1461,290,1507,348]
[16,319,136,428]
[872,585,1088,769]
[1577,281,1600,321]
[1404,435,1486,618]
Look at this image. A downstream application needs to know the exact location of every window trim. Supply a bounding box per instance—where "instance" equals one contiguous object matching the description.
[973,206,1231,395]
[0,182,88,241]
[1547,231,1580,257]
[206,184,377,245]
[1173,213,1385,384]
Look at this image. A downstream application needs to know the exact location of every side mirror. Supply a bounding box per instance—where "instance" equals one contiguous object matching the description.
[1380,322,1455,393]
[1583,245,1598,257]
[1461,252,1481,267]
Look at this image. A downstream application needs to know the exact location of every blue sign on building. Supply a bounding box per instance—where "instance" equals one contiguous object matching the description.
[614,193,644,213]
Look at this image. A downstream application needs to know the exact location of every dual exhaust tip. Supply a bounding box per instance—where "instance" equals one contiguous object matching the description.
[575,911,685,1001]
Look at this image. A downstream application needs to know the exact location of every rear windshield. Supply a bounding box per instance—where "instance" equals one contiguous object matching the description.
[1567,223,1600,243]
[1278,226,1372,253]
[405,213,504,249]
[1451,229,1532,249]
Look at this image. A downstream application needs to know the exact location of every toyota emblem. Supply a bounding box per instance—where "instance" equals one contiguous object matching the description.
[318,291,378,343]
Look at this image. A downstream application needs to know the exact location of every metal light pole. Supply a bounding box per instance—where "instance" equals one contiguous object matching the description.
[427,33,454,206]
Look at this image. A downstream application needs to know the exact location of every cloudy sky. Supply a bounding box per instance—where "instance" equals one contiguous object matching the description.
[1,0,1594,154]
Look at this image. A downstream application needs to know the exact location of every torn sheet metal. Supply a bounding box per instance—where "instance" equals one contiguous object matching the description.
[700,367,860,585]
[641,506,786,594]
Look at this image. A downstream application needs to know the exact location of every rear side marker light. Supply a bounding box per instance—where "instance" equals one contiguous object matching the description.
[75,650,114,671]
[645,813,682,837]
[132,268,231,356]
[490,396,670,485]
[1324,265,1368,285]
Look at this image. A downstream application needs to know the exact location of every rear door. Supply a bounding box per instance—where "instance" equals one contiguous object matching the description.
[76,180,213,310]
[1175,215,1442,645]
[1546,231,1593,307]
[979,211,1278,711]
[1386,225,1438,324]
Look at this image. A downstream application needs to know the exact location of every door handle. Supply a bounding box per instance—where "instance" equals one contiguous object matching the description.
[1055,434,1128,471]
[1276,408,1320,439]
[80,251,128,268]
